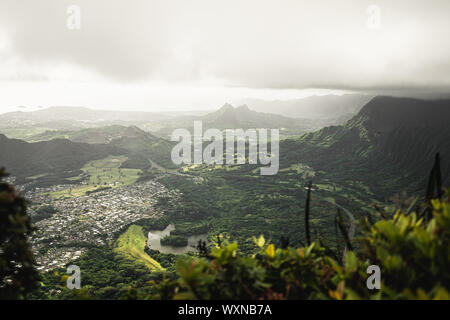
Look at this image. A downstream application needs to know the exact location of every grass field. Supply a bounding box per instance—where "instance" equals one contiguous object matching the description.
[114,225,164,271]
[279,163,315,178]
[80,155,141,185]
[47,156,141,198]
[0,127,55,140]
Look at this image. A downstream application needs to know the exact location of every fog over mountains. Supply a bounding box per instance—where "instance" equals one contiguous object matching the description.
[0,94,378,136]
[1,0,450,302]
[2,95,449,191]
[234,94,373,119]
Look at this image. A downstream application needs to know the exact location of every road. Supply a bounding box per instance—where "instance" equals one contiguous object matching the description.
[326,199,356,258]
[306,187,356,259]
[148,158,193,177]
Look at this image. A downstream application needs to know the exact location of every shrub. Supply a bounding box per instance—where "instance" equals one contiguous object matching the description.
[168,192,450,300]
[160,235,188,247]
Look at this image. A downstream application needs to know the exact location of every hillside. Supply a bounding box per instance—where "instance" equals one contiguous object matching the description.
[19,125,176,170]
[114,225,164,271]
[355,96,450,133]
[152,103,319,138]
[144,95,450,256]
[0,134,125,185]
[282,96,450,196]
[202,103,300,129]
[108,127,177,169]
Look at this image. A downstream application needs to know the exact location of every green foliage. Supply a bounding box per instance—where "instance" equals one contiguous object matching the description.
[345,196,450,299]
[169,222,209,237]
[159,193,450,300]
[31,205,57,223]
[31,246,171,300]
[134,217,171,232]
[160,235,188,247]
[145,249,177,270]
[31,193,450,300]
[114,225,164,271]
[0,168,40,299]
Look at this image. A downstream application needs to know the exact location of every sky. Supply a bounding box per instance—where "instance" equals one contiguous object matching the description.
[0,0,449,113]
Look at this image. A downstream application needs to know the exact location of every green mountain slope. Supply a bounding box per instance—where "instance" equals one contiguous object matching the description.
[202,103,299,129]
[24,125,176,169]
[281,96,450,196]
[152,103,317,138]
[0,134,126,185]
[156,96,450,252]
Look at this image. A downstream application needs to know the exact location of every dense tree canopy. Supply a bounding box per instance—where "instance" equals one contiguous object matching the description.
[0,168,40,299]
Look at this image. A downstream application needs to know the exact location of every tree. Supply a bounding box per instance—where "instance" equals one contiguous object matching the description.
[0,168,40,299]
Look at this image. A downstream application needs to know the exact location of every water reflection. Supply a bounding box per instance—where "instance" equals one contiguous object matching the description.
[147,224,208,255]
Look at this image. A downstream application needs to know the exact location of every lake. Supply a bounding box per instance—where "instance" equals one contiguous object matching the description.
[147,224,208,255]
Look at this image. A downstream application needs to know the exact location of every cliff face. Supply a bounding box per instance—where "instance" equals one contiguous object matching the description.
[355,96,450,133]
[284,96,450,192]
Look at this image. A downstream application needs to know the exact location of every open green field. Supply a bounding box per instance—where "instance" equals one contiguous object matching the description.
[278,163,315,178]
[114,225,164,271]
[46,155,141,198]
[79,155,141,185]
[0,127,56,140]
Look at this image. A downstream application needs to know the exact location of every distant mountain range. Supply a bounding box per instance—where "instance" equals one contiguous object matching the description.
[192,103,304,129]
[0,106,175,130]
[235,94,373,120]
[1,95,449,195]
[148,103,340,138]
[26,125,157,144]
[0,96,374,137]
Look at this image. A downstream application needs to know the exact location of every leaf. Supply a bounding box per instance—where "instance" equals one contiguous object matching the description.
[329,282,344,300]
[328,258,343,276]
[254,235,265,248]
[266,244,275,259]
[328,289,342,300]
[305,242,315,256]
[433,288,450,300]
[345,251,357,272]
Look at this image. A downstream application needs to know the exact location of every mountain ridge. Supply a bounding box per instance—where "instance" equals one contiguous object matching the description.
[235,94,373,119]
[282,96,450,196]
[0,134,126,185]
[201,103,298,128]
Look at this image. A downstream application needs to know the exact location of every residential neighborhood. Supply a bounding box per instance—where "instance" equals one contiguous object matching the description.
[21,180,180,272]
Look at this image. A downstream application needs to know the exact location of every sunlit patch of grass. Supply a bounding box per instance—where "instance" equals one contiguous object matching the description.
[114,225,164,271]
[182,164,201,172]
[0,127,55,140]
[45,155,141,199]
[279,163,315,178]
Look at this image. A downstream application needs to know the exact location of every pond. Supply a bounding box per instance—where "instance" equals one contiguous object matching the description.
[147,224,208,255]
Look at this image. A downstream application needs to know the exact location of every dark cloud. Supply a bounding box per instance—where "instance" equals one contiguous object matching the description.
[0,0,449,92]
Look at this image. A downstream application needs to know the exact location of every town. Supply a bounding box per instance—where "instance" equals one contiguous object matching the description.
[19,179,180,273]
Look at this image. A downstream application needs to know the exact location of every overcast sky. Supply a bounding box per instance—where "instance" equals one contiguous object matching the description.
[0,0,449,113]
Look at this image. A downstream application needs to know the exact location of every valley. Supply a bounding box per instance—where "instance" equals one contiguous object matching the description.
[2,1,450,302]
[1,95,449,299]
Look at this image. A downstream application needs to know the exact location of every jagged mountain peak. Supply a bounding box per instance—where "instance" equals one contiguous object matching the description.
[201,102,297,129]
[236,104,250,111]
[218,103,235,110]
